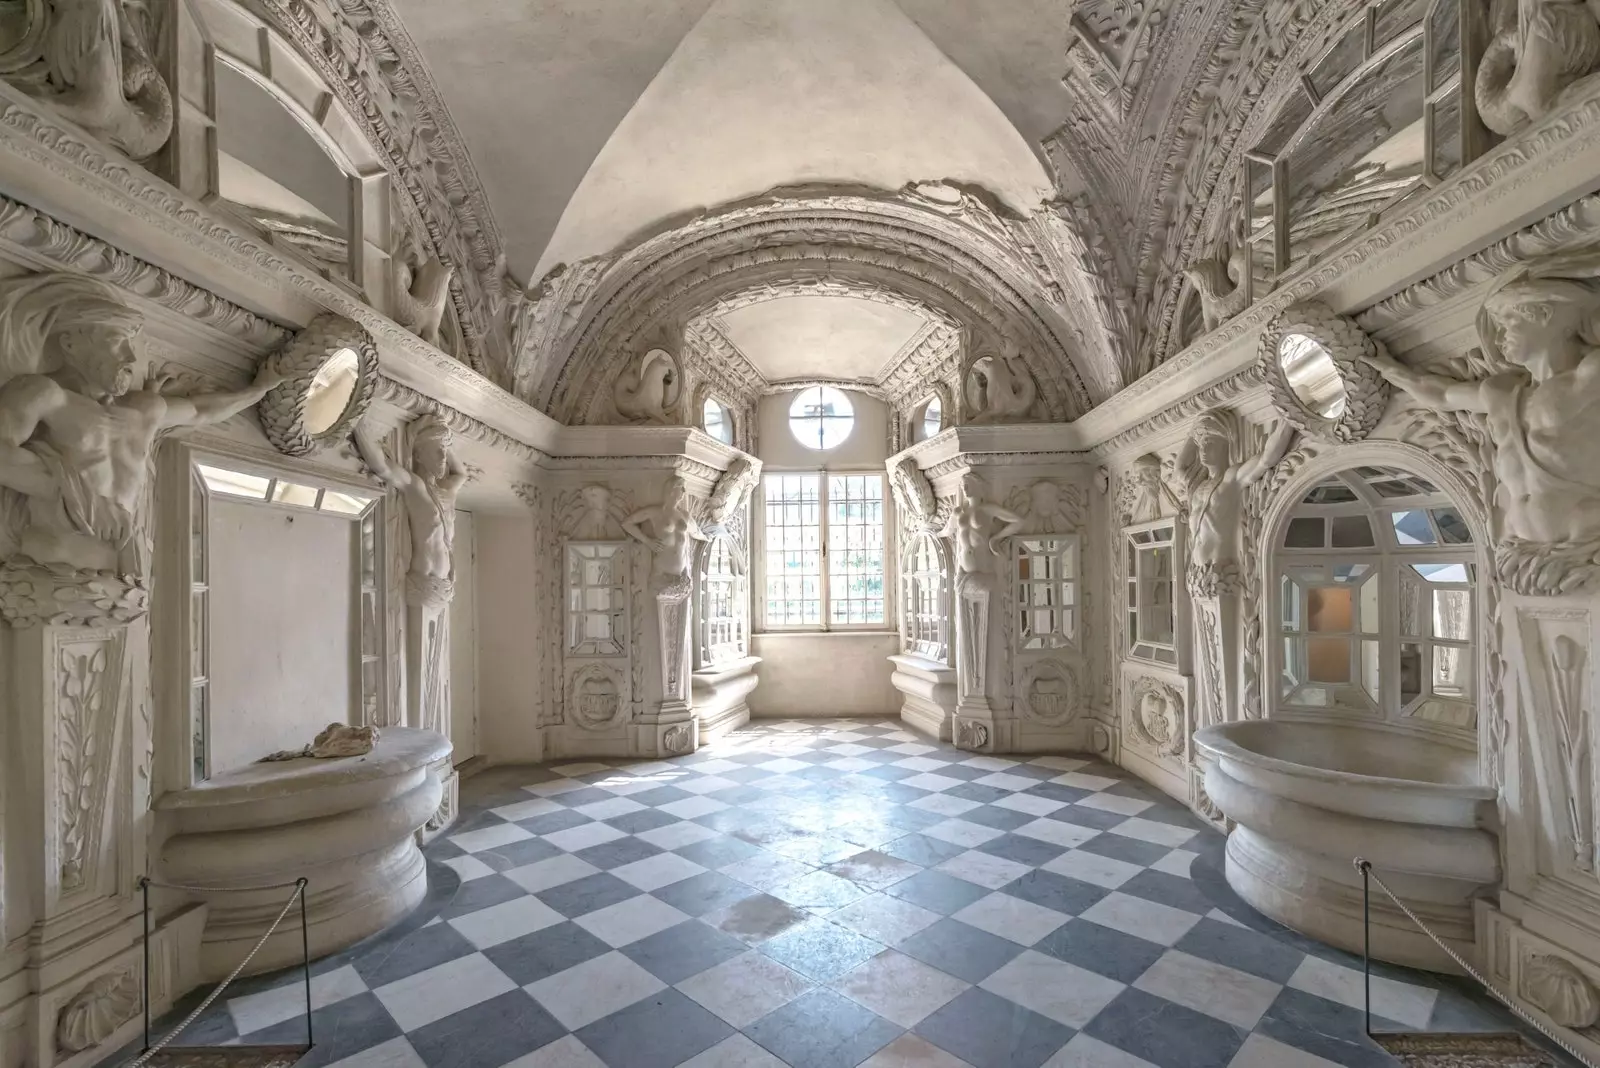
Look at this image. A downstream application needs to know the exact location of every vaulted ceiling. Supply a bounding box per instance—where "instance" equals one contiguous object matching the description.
[374,0,1372,406]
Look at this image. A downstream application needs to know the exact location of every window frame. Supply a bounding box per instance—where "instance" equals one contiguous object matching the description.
[1124,518,1183,667]
[901,529,951,663]
[787,385,856,452]
[1012,534,1081,651]
[756,468,894,633]
[696,533,748,668]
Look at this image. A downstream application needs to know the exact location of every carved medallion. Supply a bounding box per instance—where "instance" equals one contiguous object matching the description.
[1020,661,1080,725]
[1127,675,1185,758]
[569,666,624,731]
[1259,302,1388,444]
[259,314,379,456]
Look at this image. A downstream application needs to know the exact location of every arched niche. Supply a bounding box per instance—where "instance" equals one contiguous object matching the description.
[1259,442,1492,750]
[194,0,395,301]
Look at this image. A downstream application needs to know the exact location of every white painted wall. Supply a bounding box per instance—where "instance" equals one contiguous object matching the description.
[449,509,479,763]
[475,513,544,762]
[749,632,901,717]
[207,500,354,774]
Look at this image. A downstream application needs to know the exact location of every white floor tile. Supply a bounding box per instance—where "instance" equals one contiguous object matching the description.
[972,772,1038,792]
[503,853,600,893]
[922,819,1004,847]
[1135,949,1281,1029]
[525,952,664,1030]
[960,756,1020,772]
[675,775,741,795]
[676,1034,791,1068]
[1227,1034,1347,1067]
[1050,771,1120,791]
[827,893,942,945]
[229,964,367,1035]
[1042,849,1143,889]
[953,892,1069,945]
[374,953,515,1031]
[831,949,970,1026]
[489,797,563,822]
[935,850,1033,890]
[720,851,815,890]
[450,895,563,949]
[893,756,948,772]
[541,821,626,852]
[1106,817,1197,847]
[900,773,966,793]
[321,1037,428,1068]
[886,743,937,756]
[1076,793,1154,816]
[825,756,879,772]
[1151,848,1198,878]
[499,1034,608,1067]
[574,894,688,947]
[859,1033,977,1067]
[1078,892,1202,946]
[634,820,718,850]
[448,822,532,854]
[909,794,982,817]
[1044,1034,1159,1067]
[993,793,1067,817]
[675,951,815,1027]
[757,757,810,773]
[611,852,707,891]
[440,855,495,883]
[659,796,729,819]
[688,759,745,774]
[1014,818,1099,849]
[524,778,588,797]
[1287,955,1438,1030]
[981,950,1125,1027]
[571,796,645,820]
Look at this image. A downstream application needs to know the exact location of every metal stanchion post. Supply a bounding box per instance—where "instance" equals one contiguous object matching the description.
[299,877,312,1049]
[140,876,151,1053]
[1359,858,1372,1036]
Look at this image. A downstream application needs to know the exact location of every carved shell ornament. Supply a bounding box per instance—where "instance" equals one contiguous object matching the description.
[259,314,379,456]
[1522,952,1600,1029]
[1259,302,1388,444]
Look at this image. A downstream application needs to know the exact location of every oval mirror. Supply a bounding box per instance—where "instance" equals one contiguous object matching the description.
[304,347,361,435]
[1278,331,1348,419]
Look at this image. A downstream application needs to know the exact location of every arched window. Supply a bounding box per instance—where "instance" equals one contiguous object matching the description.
[788,386,854,451]
[902,531,949,662]
[702,397,734,445]
[1275,464,1476,730]
[697,536,746,667]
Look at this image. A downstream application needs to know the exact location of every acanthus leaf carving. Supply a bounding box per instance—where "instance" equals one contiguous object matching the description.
[55,967,140,1054]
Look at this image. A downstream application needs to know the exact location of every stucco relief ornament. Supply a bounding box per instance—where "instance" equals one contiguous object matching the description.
[259,723,380,761]
[1259,302,1389,444]
[55,968,140,1054]
[1184,215,1251,333]
[705,457,760,530]
[569,665,623,731]
[612,348,683,425]
[1364,254,1600,595]
[3,0,173,159]
[1176,409,1295,598]
[890,457,937,529]
[0,274,285,618]
[356,415,468,608]
[1021,661,1080,724]
[964,338,1038,424]
[1476,0,1600,136]
[1006,479,1086,534]
[392,232,456,349]
[946,473,1022,703]
[1118,452,1179,525]
[1522,952,1600,1028]
[1128,675,1185,758]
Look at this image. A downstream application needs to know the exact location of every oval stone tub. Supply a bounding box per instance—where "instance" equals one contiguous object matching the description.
[1194,719,1499,971]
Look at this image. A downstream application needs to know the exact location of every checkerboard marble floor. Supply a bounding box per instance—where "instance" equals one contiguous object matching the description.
[173,719,1527,1068]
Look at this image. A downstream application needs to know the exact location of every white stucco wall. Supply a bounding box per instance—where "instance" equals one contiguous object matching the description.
[475,513,544,762]
[207,500,354,774]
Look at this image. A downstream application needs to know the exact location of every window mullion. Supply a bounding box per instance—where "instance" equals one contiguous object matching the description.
[819,471,831,633]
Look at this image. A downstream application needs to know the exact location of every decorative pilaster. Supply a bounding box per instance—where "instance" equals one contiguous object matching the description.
[954,574,994,751]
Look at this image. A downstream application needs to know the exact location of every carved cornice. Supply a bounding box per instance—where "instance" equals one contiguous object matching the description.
[0,194,288,350]
[1081,77,1600,449]
[372,377,544,465]
[0,85,556,453]
[1357,191,1600,331]
[251,0,506,370]
[1094,365,1266,458]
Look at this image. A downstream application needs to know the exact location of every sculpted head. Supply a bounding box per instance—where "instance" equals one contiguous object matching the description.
[663,475,690,513]
[1030,480,1060,516]
[0,275,144,398]
[1191,412,1232,478]
[1484,279,1600,380]
[411,415,453,481]
[581,484,611,513]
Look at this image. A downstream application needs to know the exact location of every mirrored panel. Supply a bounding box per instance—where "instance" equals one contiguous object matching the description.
[1016,537,1078,650]
[568,542,627,656]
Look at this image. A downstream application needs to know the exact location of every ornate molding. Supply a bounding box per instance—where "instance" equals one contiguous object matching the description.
[371,377,543,465]
[0,564,148,627]
[0,194,288,349]
[56,968,140,1054]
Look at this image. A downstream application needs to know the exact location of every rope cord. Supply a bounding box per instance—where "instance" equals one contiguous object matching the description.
[139,876,308,893]
[123,880,307,1068]
[1356,860,1599,1068]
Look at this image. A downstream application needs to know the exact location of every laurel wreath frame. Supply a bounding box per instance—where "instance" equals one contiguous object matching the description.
[259,313,380,457]
[1259,301,1389,444]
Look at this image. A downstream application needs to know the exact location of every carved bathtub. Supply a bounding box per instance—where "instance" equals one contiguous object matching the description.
[1194,719,1499,971]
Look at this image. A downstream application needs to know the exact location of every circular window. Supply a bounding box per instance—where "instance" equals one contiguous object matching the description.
[788,386,854,451]
[702,397,733,445]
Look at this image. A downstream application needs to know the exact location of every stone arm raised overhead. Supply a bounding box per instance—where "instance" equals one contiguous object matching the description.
[354,422,412,489]
[621,507,662,552]
[1363,352,1492,414]
[981,500,1024,556]
[155,360,286,431]
[1236,419,1296,487]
